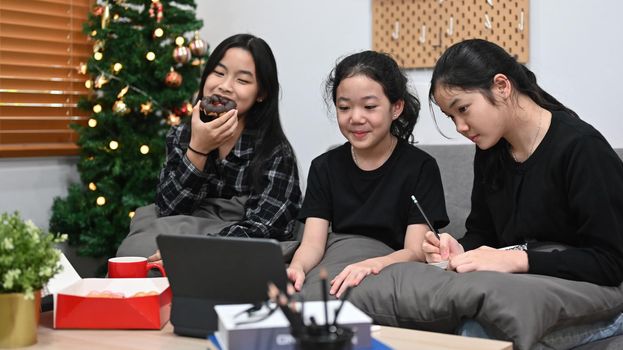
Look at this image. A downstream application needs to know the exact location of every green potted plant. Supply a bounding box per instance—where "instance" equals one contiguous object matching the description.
[0,211,66,348]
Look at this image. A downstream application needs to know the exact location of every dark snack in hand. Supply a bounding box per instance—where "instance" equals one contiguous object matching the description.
[199,95,237,122]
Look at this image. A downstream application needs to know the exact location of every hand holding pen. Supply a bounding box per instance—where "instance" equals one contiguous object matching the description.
[411,195,463,263]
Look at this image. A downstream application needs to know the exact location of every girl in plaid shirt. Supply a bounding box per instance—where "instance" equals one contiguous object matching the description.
[116,34,302,261]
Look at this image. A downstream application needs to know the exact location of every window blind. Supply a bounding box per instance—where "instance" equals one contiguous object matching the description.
[0,0,92,157]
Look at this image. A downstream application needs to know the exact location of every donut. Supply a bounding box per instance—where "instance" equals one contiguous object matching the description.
[86,290,124,298]
[200,95,237,122]
[131,291,159,298]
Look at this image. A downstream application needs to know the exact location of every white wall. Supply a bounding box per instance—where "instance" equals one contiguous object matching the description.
[1,0,622,228]
[0,157,79,229]
[196,0,623,179]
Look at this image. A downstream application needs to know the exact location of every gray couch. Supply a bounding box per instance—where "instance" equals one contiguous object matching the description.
[420,145,623,238]
[419,144,623,349]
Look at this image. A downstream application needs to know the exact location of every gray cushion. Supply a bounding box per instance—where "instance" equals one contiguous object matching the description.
[303,235,623,350]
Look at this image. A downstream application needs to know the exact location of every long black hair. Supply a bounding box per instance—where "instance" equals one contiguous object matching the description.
[429,39,577,190]
[325,50,420,141]
[196,33,296,192]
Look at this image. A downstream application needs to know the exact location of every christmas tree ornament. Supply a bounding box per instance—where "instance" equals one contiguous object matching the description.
[93,5,104,16]
[140,145,150,154]
[153,27,164,38]
[146,51,156,61]
[101,4,110,29]
[117,85,129,98]
[149,0,163,23]
[94,52,103,61]
[172,45,191,64]
[93,40,104,51]
[88,118,98,128]
[88,182,97,191]
[94,74,109,88]
[78,62,87,74]
[189,32,208,56]
[174,102,193,116]
[191,58,201,66]
[112,62,123,73]
[96,196,106,206]
[164,68,182,88]
[92,104,102,113]
[140,101,153,115]
[113,100,129,114]
[167,113,181,126]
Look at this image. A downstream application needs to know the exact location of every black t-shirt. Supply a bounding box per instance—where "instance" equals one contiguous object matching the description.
[461,110,623,286]
[299,139,449,250]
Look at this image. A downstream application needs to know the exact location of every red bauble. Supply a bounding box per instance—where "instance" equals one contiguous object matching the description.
[165,70,182,88]
[93,5,104,16]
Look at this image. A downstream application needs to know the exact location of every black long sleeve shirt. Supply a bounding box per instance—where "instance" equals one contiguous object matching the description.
[460,110,623,286]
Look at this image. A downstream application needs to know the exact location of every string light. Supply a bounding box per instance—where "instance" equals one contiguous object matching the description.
[146,51,156,61]
[112,63,123,73]
[175,36,185,46]
[92,104,102,113]
[109,140,119,150]
[88,182,97,191]
[129,211,135,218]
[94,52,104,61]
[88,119,97,128]
[96,196,106,206]
[85,80,93,89]
[154,28,164,38]
[139,145,150,154]
[91,30,97,37]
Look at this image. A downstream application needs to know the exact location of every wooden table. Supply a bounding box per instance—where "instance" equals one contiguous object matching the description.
[31,312,512,350]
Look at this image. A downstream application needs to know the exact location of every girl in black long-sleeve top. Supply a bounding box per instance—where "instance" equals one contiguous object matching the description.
[423,39,623,287]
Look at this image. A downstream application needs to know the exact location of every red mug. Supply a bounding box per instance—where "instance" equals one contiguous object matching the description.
[108,257,166,278]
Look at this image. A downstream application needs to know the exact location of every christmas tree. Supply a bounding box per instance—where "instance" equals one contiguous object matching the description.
[50,0,207,260]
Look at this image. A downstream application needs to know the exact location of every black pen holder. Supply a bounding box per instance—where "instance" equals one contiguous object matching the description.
[294,324,354,350]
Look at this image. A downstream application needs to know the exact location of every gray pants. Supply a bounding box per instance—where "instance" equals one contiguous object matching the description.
[116,197,247,258]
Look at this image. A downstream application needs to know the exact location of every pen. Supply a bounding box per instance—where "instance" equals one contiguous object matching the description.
[319,267,330,332]
[411,195,440,240]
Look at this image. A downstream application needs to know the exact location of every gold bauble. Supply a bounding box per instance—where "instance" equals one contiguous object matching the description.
[189,32,208,56]
[172,46,191,64]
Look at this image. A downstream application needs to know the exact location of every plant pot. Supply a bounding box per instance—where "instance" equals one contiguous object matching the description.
[0,291,40,348]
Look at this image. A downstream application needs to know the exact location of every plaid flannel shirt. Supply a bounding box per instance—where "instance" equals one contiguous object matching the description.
[155,123,302,240]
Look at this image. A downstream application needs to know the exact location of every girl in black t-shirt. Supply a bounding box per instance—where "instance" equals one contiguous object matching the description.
[287,51,448,298]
